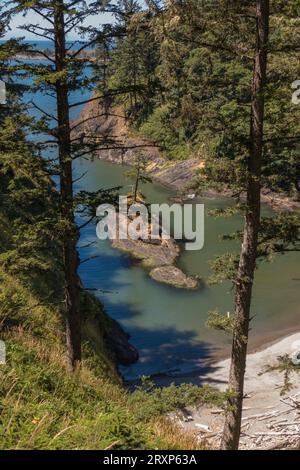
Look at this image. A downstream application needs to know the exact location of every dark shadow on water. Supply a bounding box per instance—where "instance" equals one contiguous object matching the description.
[78,233,227,389]
[79,253,146,322]
[119,324,227,388]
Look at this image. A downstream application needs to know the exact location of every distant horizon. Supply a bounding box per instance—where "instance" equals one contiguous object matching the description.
[0,38,94,44]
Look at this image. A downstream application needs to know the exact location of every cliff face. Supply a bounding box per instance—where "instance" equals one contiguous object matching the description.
[82,297,139,366]
[72,96,202,191]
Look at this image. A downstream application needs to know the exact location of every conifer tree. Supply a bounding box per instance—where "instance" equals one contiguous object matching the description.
[0,19,59,289]
[220,0,270,450]
[108,0,160,120]
[1,0,121,371]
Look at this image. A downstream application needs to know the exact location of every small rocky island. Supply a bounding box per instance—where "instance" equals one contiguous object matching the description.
[72,101,200,289]
[109,214,200,290]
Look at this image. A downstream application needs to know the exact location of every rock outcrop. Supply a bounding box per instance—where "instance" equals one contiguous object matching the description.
[72,97,202,191]
[108,214,200,290]
[149,266,199,290]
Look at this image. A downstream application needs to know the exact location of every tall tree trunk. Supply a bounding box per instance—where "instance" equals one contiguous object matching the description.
[54,0,81,371]
[220,0,269,450]
[134,163,140,203]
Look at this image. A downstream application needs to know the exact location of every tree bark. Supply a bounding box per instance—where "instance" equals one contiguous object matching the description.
[220,0,269,450]
[54,0,81,371]
[134,162,140,203]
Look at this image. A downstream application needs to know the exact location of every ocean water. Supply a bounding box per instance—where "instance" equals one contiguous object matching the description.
[0,39,94,51]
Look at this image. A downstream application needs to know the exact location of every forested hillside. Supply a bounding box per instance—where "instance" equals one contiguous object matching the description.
[106,0,300,200]
[96,0,300,450]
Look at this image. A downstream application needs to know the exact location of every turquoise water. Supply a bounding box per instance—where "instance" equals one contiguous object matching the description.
[75,157,300,380]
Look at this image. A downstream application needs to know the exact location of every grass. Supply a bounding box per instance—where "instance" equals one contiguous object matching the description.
[0,266,227,450]
[0,323,222,450]
[0,156,226,450]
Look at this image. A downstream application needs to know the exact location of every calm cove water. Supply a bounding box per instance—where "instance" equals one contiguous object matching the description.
[75,157,300,380]
[12,45,300,380]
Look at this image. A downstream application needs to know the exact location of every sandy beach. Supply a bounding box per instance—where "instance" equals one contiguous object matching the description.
[178,332,300,449]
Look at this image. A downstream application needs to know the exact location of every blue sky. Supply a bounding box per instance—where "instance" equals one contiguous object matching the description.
[5,1,147,39]
[6,10,115,40]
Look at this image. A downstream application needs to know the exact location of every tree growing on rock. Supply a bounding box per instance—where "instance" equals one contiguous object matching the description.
[125,152,152,203]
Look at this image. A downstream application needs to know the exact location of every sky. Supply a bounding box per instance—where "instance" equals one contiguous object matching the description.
[5,1,147,40]
[5,10,115,40]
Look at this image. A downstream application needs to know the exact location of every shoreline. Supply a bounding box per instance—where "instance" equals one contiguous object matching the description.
[135,323,300,388]
[215,320,300,365]
[197,329,300,390]
[248,322,300,356]
[176,330,300,450]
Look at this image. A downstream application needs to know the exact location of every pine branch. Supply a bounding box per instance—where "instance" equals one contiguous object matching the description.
[78,216,95,231]
[71,112,127,132]
[69,87,143,109]
[29,100,58,122]
[79,255,100,265]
